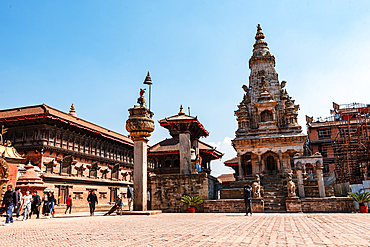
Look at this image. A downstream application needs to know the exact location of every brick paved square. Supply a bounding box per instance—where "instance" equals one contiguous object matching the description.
[1,212,370,247]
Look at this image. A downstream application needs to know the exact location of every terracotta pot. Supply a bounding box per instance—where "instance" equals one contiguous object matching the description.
[359,206,368,213]
[188,207,195,213]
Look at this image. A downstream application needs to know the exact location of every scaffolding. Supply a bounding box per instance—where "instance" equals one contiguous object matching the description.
[331,102,370,184]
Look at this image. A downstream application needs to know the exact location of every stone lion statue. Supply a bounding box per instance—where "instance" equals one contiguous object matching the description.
[251,174,261,198]
[286,172,296,197]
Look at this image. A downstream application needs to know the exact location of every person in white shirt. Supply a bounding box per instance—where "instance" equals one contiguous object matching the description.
[21,190,32,221]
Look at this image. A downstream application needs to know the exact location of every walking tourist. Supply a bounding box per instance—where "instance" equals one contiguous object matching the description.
[65,195,72,214]
[1,184,18,226]
[87,190,98,216]
[15,188,22,220]
[104,195,122,216]
[30,191,41,219]
[42,191,50,217]
[126,185,133,211]
[48,191,56,218]
[243,185,252,216]
[21,190,32,221]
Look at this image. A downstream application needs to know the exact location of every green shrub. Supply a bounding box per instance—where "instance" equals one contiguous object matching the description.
[348,191,370,206]
[181,195,204,207]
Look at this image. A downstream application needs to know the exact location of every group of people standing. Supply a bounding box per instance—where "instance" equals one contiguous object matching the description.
[1,184,60,225]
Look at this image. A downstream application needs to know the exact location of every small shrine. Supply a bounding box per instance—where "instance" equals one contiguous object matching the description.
[16,161,47,195]
[149,106,223,212]
[148,105,222,175]
[0,133,24,203]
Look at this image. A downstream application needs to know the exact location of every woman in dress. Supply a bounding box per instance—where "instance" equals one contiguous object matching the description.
[42,191,49,217]
[21,190,32,221]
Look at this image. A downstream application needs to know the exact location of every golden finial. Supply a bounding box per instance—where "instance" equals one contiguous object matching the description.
[179,105,184,115]
[255,23,265,40]
[70,103,75,111]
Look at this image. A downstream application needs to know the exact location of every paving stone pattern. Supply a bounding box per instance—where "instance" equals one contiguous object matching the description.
[1,212,370,246]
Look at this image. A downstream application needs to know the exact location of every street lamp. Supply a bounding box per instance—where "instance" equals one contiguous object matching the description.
[143,71,152,111]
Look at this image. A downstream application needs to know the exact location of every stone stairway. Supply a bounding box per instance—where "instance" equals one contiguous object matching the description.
[261,174,287,212]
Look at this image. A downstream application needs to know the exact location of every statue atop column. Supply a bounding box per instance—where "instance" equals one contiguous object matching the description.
[137,88,147,108]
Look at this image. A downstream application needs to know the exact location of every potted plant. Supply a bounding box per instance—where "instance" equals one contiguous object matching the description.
[348,191,370,213]
[181,195,203,213]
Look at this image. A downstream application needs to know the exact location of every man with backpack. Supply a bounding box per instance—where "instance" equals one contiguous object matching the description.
[1,184,18,225]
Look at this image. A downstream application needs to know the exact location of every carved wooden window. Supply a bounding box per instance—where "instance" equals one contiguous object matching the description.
[99,191,107,199]
[60,156,72,175]
[73,192,83,200]
[77,167,84,177]
[111,164,119,180]
[89,162,98,178]
[261,110,273,122]
[46,162,54,174]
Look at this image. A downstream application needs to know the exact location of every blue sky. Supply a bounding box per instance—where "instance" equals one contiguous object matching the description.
[1,1,370,177]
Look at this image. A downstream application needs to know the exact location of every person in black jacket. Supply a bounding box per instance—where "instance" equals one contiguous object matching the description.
[243,185,253,216]
[87,190,98,216]
[29,191,41,219]
[1,184,18,225]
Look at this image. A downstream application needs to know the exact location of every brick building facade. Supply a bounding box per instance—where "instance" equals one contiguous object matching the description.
[0,104,145,210]
[307,102,370,183]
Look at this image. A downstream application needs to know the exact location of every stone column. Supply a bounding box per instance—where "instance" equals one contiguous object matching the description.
[179,131,191,174]
[278,153,283,171]
[316,166,326,198]
[237,154,244,179]
[296,166,305,198]
[133,138,148,211]
[126,87,155,211]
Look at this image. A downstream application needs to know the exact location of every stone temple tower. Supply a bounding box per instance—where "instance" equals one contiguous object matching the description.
[231,24,306,179]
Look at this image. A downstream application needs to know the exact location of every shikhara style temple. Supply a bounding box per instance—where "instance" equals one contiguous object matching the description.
[226,24,306,178]
[0,104,138,211]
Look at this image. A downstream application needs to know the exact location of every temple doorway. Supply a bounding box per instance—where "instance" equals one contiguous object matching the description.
[266,155,277,174]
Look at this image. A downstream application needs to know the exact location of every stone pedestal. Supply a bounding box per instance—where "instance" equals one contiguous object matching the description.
[286,197,302,212]
[179,132,191,174]
[251,198,264,213]
[133,138,148,211]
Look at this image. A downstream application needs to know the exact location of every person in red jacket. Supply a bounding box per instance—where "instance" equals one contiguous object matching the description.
[65,195,72,214]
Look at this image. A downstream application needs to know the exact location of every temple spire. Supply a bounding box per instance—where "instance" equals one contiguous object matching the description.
[255,24,265,40]
[69,103,77,117]
[179,105,185,115]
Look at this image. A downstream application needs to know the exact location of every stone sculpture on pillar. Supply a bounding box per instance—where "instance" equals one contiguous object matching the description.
[286,172,296,197]
[251,174,261,198]
[126,87,155,211]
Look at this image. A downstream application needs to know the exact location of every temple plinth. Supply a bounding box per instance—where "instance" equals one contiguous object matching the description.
[126,87,155,211]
